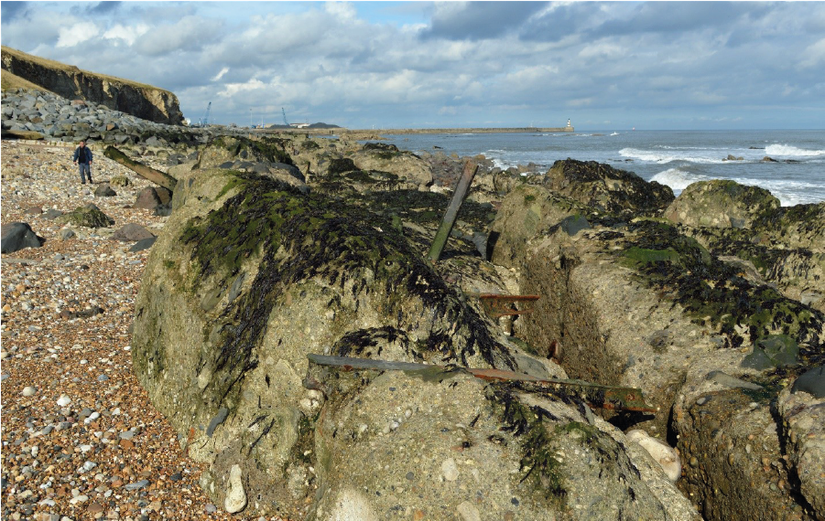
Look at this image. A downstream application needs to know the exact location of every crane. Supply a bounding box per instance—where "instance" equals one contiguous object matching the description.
[199,102,212,127]
[282,107,289,127]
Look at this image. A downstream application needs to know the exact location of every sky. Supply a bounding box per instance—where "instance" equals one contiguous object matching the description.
[1,1,824,130]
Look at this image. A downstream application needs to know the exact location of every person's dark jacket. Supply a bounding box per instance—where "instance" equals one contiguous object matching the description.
[73,146,93,164]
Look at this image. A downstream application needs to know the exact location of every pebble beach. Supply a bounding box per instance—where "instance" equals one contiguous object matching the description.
[0,141,287,521]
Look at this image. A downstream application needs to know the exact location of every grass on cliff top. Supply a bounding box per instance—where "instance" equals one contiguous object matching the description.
[2,45,172,94]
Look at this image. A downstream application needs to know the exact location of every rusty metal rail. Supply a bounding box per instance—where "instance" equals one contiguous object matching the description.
[476,294,541,317]
[306,354,655,413]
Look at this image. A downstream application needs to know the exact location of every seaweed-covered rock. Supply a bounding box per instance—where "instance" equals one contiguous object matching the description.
[490,177,825,521]
[350,142,433,190]
[55,203,114,228]
[665,180,780,229]
[109,175,130,187]
[132,167,697,520]
[530,158,674,217]
[196,135,294,170]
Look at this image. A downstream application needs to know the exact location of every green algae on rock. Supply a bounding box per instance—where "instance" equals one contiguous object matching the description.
[55,203,114,228]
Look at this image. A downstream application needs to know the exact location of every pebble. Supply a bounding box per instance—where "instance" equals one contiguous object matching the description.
[224,464,247,513]
[124,479,150,491]
[56,395,71,407]
[22,386,37,397]
[441,458,459,481]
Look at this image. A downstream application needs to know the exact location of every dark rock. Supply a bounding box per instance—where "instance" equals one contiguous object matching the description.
[134,187,163,210]
[560,214,591,236]
[111,224,155,242]
[129,237,157,252]
[60,306,104,320]
[152,204,172,217]
[742,335,800,370]
[791,365,825,398]
[94,183,117,197]
[1,222,44,253]
[155,187,172,205]
[327,158,358,175]
[42,208,64,219]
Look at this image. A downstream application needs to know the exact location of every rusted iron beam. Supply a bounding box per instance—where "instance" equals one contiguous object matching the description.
[306,354,655,413]
[477,294,541,317]
[426,160,479,264]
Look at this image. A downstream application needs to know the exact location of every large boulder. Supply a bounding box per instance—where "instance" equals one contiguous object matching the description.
[1,222,44,253]
[490,173,825,521]
[132,167,698,520]
[195,135,294,170]
[678,200,825,313]
[134,186,173,211]
[530,159,674,218]
[489,184,590,267]
[350,142,434,190]
[664,180,781,229]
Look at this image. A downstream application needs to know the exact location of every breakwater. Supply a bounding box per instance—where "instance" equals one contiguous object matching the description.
[352,126,573,134]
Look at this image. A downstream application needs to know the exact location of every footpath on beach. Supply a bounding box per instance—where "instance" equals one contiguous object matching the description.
[0,140,289,521]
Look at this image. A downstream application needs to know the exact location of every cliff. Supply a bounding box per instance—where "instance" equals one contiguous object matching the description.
[1,46,184,126]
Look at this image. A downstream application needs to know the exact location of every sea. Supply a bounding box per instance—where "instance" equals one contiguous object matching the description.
[378,130,825,207]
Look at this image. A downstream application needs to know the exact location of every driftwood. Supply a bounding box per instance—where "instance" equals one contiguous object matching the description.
[104,146,177,192]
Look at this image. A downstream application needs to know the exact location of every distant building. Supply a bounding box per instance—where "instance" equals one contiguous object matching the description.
[290,123,310,129]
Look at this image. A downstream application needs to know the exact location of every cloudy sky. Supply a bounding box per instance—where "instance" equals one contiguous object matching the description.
[2,1,824,130]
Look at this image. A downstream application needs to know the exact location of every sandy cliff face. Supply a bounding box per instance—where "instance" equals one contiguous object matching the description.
[1,46,184,126]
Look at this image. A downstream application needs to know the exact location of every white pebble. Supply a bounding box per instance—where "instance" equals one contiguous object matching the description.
[22,386,37,397]
[441,458,459,481]
[224,464,247,513]
[56,395,72,407]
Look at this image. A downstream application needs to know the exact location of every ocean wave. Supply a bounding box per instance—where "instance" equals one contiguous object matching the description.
[650,168,712,191]
[620,148,724,164]
[764,144,825,157]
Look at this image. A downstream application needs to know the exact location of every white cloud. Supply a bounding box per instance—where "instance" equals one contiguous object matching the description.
[212,67,230,82]
[800,38,825,68]
[56,25,101,48]
[103,24,150,46]
[2,1,823,129]
[324,1,357,21]
[219,78,266,98]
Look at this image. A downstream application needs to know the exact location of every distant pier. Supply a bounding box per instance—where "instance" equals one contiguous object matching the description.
[355,126,574,134]
[257,126,574,137]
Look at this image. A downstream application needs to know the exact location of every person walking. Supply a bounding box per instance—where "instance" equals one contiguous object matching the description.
[72,140,93,184]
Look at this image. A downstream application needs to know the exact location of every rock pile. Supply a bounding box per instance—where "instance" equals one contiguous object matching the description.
[1,88,247,147]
